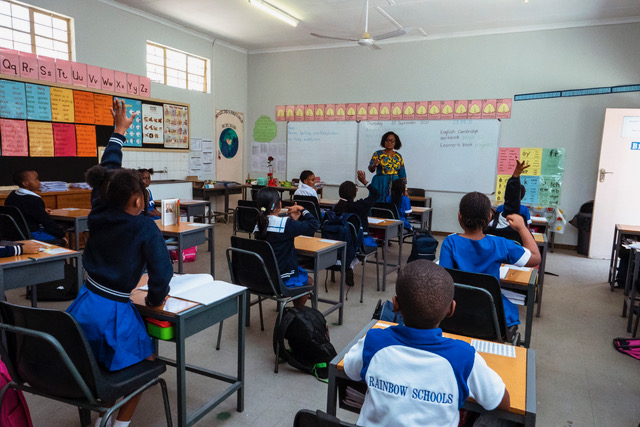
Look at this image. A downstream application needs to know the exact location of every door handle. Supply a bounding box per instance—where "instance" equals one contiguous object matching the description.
[599,168,613,183]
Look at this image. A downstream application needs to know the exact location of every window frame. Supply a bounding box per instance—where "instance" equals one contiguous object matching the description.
[146,41,208,93]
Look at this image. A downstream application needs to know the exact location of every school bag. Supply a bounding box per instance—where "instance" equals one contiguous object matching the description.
[273,306,337,380]
[406,230,438,263]
[613,337,640,360]
[0,359,33,427]
[321,211,363,270]
[169,246,197,263]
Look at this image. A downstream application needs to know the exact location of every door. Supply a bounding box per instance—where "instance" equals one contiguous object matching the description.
[589,109,640,258]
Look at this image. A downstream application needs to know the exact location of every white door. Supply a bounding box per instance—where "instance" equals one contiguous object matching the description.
[589,109,640,258]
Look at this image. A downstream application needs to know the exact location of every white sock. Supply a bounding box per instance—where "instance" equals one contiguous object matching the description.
[95,415,113,427]
[111,420,131,427]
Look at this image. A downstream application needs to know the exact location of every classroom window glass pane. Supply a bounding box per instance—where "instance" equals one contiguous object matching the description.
[0,39,11,49]
[146,41,208,93]
[0,1,71,59]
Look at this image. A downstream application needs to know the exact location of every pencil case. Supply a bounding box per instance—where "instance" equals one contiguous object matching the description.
[145,317,175,340]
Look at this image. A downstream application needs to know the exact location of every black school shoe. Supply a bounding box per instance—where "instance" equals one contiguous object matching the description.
[346,268,355,287]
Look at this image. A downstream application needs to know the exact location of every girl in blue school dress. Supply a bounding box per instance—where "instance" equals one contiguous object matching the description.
[438,191,541,328]
[387,178,413,231]
[254,187,319,308]
[67,99,173,427]
[368,131,407,202]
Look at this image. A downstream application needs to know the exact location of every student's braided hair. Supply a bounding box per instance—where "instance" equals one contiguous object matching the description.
[459,191,491,231]
[255,187,281,240]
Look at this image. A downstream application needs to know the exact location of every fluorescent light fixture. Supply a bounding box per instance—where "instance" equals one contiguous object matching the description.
[249,0,299,27]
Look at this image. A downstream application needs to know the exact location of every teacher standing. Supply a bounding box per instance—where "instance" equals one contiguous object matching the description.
[368,131,406,202]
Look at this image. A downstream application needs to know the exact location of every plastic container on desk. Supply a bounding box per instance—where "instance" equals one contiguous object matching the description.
[145,317,175,340]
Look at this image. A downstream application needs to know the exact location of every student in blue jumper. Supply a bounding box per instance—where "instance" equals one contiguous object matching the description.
[343,260,510,426]
[67,99,173,427]
[386,178,413,231]
[254,187,319,307]
[439,191,541,328]
[138,168,161,219]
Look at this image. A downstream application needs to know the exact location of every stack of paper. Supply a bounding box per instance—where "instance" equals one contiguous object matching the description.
[343,386,365,409]
[39,181,68,192]
[501,289,526,306]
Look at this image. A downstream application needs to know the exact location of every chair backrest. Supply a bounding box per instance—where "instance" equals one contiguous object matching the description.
[442,268,508,342]
[293,409,354,427]
[406,188,428,207]
[234,206,260,235]
[439,283,502,342]
[237,199,257,208]
[250,185,266,201]
[227,236,284,297]
[0,214,27,241]
[370,202,398,220]
[292,198,321,222]
[0,206,32,239]
[406,187,425,198]
[0,301,102,402]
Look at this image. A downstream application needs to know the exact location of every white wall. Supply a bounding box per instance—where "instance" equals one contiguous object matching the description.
[246,23,640,245]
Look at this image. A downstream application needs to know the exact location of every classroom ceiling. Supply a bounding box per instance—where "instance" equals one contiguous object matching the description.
[112,0,640,52]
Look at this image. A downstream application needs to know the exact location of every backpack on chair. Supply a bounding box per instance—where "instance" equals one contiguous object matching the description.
[273,306,337,380]
[406,231,438,263]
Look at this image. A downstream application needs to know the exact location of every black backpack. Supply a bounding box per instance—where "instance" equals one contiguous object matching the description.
[406,231,438,263]
[321,211,363,269]
[273,306,337,380]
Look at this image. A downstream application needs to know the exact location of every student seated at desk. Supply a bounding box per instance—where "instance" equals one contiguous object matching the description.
[5,170,68,247]
[439,191,541,328]
[67,99,172,427]
[138,168,161,219]
[387,179,413,231]
[254,187,319,308]
[0,241,42,257]
[294,170,320,199]
[343,260,510,426]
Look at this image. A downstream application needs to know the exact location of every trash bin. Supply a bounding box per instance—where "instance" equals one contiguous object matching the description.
[569,201,593,255]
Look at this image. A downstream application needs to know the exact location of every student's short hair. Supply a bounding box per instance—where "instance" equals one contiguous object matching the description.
[137,168,154,175]
[338,180,357,201]
[396,260,454,328]
[12,170,32,186]
[300,170,314,182]
[380,131,402,150]
[520,185,526,200]
[459,191,491,231]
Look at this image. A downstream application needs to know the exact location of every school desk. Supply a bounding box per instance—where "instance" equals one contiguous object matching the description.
[501,266,538,348]
[530,216,554,252]
[295,236,346,325]
[193,183,243,223]
[242,184,324,201]
[407,206,433,232]
[368,218,404,292]
[0,188,92,210]
[158,199,209,223]
[326,319,536,426]
[155,220,214,276]
[318,199,338,209]
[0,241,82,305]
[132,276,247,427]
[608,224,640,290]
[49,208,90,251]
[532,233,548,318]
[621,247,640,333]
[407,195,432,208]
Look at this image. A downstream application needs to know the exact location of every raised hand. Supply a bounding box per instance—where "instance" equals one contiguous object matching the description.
[512,158,530,178]
[111,98,137,135]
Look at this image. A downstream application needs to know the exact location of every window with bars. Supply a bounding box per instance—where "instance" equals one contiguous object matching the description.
[0,0,72,60]
[146,42,208,93]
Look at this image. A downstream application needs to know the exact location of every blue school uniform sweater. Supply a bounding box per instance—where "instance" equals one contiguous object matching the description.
[0,245,22,257]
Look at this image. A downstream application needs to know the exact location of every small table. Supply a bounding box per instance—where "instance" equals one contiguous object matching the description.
[368,218,403,292]
[622,246,640,332]
[177,200,209,222]
[295,236,346,325]
[532,233,548,318]
[501,266,538,348]
[0,241,83,305]
[327,319,536,426]
[408,206,433,232]
[318,199,339,209]
[132,277,247,427]
[608,224,640,290]
[49,208,91,251]
[195,183,244,223]
[530,217,554,252]
[155,220,214,276]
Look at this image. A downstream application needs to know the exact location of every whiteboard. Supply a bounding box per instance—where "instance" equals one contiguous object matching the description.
[357,120,501,193]
[287,121,358,185]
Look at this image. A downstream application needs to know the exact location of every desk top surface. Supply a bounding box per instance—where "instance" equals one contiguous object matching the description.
[368,217,402,227]
[0,240,78,266]
[295,236,345,252]
[49,208,91,218]
[319,199,338,206]
[336,320,529,415]
[616,224,640,233]
[532,232,547,244]
[501,266,536,287]
[410,207,432,213]
[154,219,212,233]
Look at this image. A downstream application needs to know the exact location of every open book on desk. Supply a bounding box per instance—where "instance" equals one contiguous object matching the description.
[140,274,245,306]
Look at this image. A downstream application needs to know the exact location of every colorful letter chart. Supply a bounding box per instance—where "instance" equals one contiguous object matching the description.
[163,104,189,149]
[76,125,97,157]
[0,80,27,119]
[25,83,52,121]
[93,93,114,126]
[121,98,142,147]
[142,103,164,144]
[27,121,54,157]
[73,91,95,124]
[0,119,28,156]
[495,147,565,206]
[52,123,77,157]
[50,87,75,123]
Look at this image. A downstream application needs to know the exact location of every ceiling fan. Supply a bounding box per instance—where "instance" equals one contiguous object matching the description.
[310,0,412,50]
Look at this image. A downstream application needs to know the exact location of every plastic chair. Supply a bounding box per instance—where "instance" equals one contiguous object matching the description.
[442,268,519,345]
[0,206,32,239]
[292,198,322,223]
[370,202,398,220]
[0,301,172,427]
[226,236,314,373]
[350,221,380,303]
[0,214,28,241]
[293,409,354,427]
[293,195,322,217]
[233,206,260,237]
[406,187,427,207]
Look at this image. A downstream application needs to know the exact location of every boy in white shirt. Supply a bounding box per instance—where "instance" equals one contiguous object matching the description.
[294,170,319,199]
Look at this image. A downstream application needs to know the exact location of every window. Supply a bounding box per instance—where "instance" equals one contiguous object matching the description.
[0,0,72,60]
[146,42,208,93]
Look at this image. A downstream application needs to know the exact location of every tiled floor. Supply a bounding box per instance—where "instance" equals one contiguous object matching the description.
[8,223,640,426]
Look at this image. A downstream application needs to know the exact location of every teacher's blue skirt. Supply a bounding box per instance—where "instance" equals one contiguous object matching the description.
[67,285,153,371]
[370,174,400,203]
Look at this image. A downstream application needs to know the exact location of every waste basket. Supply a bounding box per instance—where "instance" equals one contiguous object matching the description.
[569,201,593,256]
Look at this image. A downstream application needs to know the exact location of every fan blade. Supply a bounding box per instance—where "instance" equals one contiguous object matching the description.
[310,32,358,42]
[372,27,413,41]
[369,43,382,50]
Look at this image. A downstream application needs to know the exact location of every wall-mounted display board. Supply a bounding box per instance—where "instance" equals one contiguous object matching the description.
[0,74,190,186]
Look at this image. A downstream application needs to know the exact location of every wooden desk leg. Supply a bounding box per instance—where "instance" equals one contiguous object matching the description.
[237,292,246,412]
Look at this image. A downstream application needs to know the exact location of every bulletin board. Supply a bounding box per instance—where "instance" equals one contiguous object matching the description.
[495,147,565,207]
[0,75,190,186]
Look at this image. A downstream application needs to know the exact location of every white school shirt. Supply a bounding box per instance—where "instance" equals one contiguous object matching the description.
[294,182,318,199]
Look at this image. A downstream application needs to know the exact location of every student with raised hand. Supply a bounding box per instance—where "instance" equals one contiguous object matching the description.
[343,260,510,426]
[439,191,541,328]
[66,99,173,427]
[493,159,531,229]
[294,170,319,199]
[254,187,319,307]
